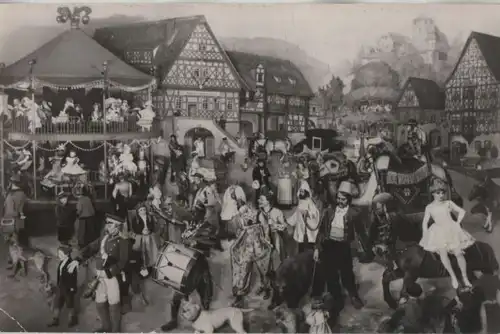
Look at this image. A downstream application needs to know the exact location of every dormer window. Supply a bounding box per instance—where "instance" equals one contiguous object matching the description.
[288,77,296,85]
[256,64,264,85]
[273,76,282,83]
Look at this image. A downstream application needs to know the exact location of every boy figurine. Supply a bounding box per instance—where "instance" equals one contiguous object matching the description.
[383,282,424,333]
[48,245,78,328]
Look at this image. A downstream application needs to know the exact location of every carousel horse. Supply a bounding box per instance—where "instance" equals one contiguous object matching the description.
[368,194,499,309]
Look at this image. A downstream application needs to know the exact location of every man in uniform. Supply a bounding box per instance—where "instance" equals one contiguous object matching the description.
[3,174,27,249]
[73,214,129,332]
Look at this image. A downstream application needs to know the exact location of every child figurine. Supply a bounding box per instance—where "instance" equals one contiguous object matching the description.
[47,244,78,328]
[303,294,333,334]
[41,146,65,189]
[61,150,86,176]
[419,177,475,289]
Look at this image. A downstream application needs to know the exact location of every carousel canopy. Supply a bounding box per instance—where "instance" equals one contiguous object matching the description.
[0,29,155,92]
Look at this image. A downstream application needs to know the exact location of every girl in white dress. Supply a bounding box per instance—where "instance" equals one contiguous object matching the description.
[419,177,475,289]
[61,150,86,175]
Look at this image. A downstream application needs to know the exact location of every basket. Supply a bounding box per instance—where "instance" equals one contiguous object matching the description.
[1,218,16,234]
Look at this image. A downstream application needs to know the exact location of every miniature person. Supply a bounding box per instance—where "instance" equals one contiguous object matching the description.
[304,295,333,334]
[55,191,76,245]
[91,103,102,122]
[169,134,185,182]
[40,145,65,189]
[419,177,475,289]
[105,98,121,123]
[189,152,201,181]
[136,101,156,131]
[13,147,33,173]
[193,136,205,158]
[73,214,129,333]
[313,180,367,310]
[230,198,273,306]
[61,150,86,176]
[380,282,425,333]
[3,174,27,240]
[75,187,96,251]
[48,245,78,328]
[252,154,271,205]
[129,203,159,277]
[405,119,427,160]
[136,148,150,190]
[257,187,287,273]
[288,181,320,253]
[277,155,294,206]
[219,137,233,164]
[22,97,42,132]
[112,174,133,219]
[115,144,137,176]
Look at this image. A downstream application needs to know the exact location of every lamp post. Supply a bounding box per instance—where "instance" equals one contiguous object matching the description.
[56,6,92,29]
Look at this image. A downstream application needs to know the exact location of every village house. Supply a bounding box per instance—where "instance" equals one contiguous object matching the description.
[94,15,312,156]
[395,77,447,148]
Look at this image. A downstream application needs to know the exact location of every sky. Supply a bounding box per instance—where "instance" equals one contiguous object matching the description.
[1,3,500,70]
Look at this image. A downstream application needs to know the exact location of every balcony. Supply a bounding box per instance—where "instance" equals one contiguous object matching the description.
[5,116,162,141]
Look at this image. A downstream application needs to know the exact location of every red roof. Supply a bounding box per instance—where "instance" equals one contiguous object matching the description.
[0,28,154,91]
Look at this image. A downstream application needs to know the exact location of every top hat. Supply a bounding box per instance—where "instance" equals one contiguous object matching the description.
[105,214,125,225]
[407,119,417,126]
[338,180,354,196]
[256,152,267,161]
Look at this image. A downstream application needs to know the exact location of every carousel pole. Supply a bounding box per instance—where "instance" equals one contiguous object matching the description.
[29,59,37,200]
[102,60,108,200]
[0,63,5,194]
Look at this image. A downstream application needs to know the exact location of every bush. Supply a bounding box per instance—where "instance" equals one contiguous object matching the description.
[491,146,499,159]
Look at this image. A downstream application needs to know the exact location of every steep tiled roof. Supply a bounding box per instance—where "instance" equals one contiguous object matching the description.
[400,77,444,109]
[446,31,500,84]
[93,15,203,74]
[225,51,313,97]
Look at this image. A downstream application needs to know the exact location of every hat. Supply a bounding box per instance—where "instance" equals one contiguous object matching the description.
[222,137,227,140]
[164,196,173,205]
[192,172,205,180]
[257,152,267,161]
[105,214,125,225]
[408,119,417,126]
[135,202,147,211]
[338,180,354,196]
[57,191,70,199]
[297,180,311,196]
[9,174,21,184]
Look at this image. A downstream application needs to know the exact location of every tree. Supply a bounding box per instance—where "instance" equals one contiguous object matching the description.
[318,76,345,117]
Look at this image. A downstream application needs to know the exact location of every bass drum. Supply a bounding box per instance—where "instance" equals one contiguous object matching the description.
[152,242,203,294]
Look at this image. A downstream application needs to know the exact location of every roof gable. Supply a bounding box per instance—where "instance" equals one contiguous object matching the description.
[409,77,444,109]
[225,51,313,97]
[93,15,203,75]
[0,29,153,89]
[445,31,500,86]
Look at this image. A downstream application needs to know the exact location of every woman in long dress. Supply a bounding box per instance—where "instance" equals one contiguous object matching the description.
[61,150,86,176]
[194,137,205,158]
[419,177,475,289]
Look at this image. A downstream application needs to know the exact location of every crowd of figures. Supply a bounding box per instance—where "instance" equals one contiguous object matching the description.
[1,119,500,334]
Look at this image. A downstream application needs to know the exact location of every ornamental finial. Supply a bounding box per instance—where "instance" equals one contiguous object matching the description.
[56,6,92,29]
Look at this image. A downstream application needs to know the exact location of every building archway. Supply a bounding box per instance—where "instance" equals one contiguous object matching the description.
[185,127,215,158]
[239,120,253,137]
[429,129,441,148]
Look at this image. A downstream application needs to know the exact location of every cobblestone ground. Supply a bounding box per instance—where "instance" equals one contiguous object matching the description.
[1,162,499,332]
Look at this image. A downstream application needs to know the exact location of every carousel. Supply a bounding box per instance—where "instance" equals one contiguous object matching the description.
[0,8,160,203]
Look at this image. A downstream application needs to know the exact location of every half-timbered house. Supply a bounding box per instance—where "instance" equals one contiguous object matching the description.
[445,31,500,161]
[94,15,247,157]
[226,51,313,141]
[395,77,447,148]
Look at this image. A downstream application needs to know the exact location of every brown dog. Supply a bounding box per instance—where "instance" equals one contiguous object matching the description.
[6,233,50,281]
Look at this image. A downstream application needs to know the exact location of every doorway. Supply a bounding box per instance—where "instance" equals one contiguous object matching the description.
[185,127,215,158]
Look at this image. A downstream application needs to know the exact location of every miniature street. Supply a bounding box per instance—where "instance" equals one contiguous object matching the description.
[0,165,498,333]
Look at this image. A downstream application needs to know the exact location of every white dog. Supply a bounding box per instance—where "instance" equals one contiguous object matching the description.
[181,301,253,333]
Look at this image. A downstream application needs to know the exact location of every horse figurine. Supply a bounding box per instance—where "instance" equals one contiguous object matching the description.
[368,194,499,309]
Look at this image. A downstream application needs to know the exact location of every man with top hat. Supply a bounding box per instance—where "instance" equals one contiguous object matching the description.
[73,214,129,333]
[252,153,271,205]
[3,174,27,241]
[312,180,368,312]
[55,191,76,245]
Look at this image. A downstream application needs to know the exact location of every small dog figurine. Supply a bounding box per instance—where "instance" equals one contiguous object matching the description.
[273,303,298,333]
[303,294,333,334]
[181,301,253,334]
[6,233,50,281]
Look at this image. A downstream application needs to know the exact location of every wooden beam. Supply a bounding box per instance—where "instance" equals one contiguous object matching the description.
[8,131,162,142]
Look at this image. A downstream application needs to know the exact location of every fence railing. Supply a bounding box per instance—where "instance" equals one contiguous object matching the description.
[8,116,161,135]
